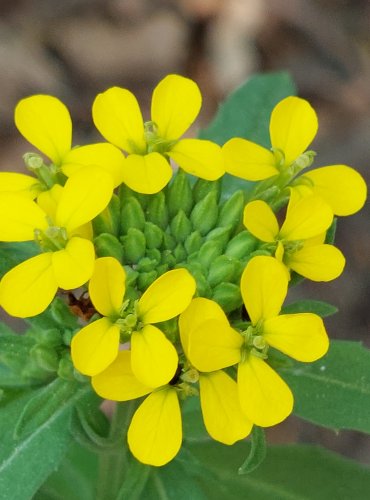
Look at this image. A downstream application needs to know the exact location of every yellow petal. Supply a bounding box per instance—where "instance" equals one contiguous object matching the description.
[131,325,178,388]
[223,138,278,181]
[52,237,95,290]
[37,184,63,221]
[240,256,288,324]
[89,257,126,317]
[92,87,146,153]
[303,165,367,216]
[168,139,224,181]
[71,317,120,376]
[179,297,229,357]
[151,74,201,140]
[0,172,41,198]
[264,313,329,362]
[238,355,293,426]
[270,96,318,166]
[62,143,126,187]
[55,166,113,232]
[128,387,182,466]
[92,351,152,401]
[287,244,345,281]
[187,319,242,372]
[199,371,252,444]
[138,268,196,324]
[280,195,333,241]
[0,252,57,318]
[15,95,72,164]
[122,153,172,194]
[0,193,47,241]
[243,200,279,242]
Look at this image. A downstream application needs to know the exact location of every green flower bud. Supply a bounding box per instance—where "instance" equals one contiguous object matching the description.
[30,345,59,372]
[173,243,187,262]
[190,192,218,236]
[136,257,157,273]
[207,255,239,287]
[121,228,146,264]
[225,231,257,259]
[198,239,224,269]
[161,250,177,268]
[94,233,124,262]
[144,221,163,249]
[212,282,242,313]
[218,190,244,231]
[146,192,168,229]
[62,329,74,346]
[163,232,176,251]
[120,196,146,234]
[184,231,203,255]
[146,248,161,262]
[92,194,120,236]
[166,169,193,217]
[156,263,169,275]
[137,270,158,291]
[170,210,192,243]
[205,226,231,250]
[181,264,211,297]
[193,178,220,203]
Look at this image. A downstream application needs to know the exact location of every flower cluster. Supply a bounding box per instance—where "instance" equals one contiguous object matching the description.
[0,75,366,467]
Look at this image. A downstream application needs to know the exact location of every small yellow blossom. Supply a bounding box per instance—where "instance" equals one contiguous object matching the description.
[92,350,182,467]
[0,167,113,317]
[179,297,253,445]
[184,256,329,427]
[92,74,225,194]
[15,94,126,188]
[71,257,196,386]
[243,193,345,281]
[222,96,367,215]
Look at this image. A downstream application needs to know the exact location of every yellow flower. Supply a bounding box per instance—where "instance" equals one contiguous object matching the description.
[15,94,126,188]
[222,96,367,216]
[179,297,253,445]
[92,350,182,467]
[92,74,225,194]
[0,167,113,317]
[71,257,196,385]
[243,193,345,281]
[184,256,329,427]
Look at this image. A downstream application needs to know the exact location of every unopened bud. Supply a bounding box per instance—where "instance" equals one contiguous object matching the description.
[166,169,193,217]
[94,233,124,262]
[218,190,244,230]
[92,194,120,236]
[137,270,158,291]
[190,192,218,235]
[122,228,146,264]
[225,231,257,259]
[146,192,168,229]
[207,256,238,287]
[198,239,224,269]
[184,231,203,255]
[170,210,192,243]
[212,282,242,313]
[144,222,163,249]
[193,178,220,203]
[120,196,145,234]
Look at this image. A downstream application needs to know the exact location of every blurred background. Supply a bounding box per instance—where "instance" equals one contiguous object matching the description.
[0,0,369,466]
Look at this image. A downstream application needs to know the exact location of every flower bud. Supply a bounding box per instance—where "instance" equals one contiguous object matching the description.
[225,231,257,259]
[146,192,168,229]
[120,196,145,234]
[170,210,192,243]
[198,239,224,269]
[94,233,124,262]
[212,282,242,313]
[184,231,203,255]
[121,228,146,264]
[137,270,158,291]
[207,255,239,287]
[144,222,163,249]
[166,170,193,217]
[218,190,244,231]
[193,178,220,203]
[190,192,218,235]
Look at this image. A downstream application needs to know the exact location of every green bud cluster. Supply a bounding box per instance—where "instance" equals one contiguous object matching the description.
[92,170,271,314]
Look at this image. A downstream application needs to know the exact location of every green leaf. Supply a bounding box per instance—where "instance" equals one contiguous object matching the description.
[278,340,370,433]
[282,299,338,318]
[0,390,73,500]
[189,442,370,500]
[14,378,89,439]
[35,442,99,500]
[238,426,266,475]
[200,72,296,147]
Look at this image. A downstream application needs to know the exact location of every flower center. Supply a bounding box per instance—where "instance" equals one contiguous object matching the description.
[115,299,143,340]
[143,121,178,155]
[240,322,269,361]
[34,225,68,252]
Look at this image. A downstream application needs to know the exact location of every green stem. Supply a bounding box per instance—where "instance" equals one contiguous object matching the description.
[96,400,138,500]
